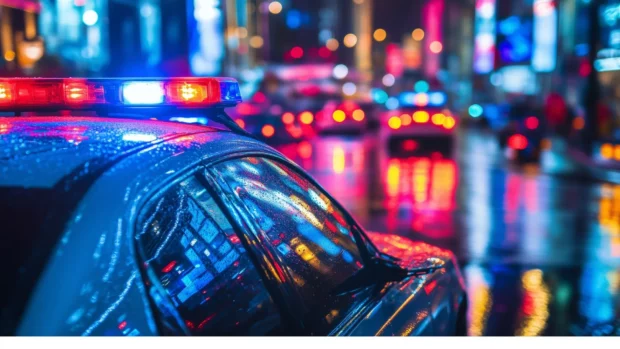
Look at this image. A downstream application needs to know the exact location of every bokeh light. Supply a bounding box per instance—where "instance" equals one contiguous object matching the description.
[469,104,484,118]
[342,82,357,96]
[333,110,346,123]
[412,28,425,41]
[382,73,395,87]
[352,109,365,121]
[268,1,283,14]
[430,41,443,53]
[326,38,339,51]
[373,28,387,42]
[388,116,402,130]
[343,33,358,48]
[333,64,349,79]
[249,36,264,48]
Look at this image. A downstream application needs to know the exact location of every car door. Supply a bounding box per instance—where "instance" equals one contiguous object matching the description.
[207,155,407,335]
[208,155,447,336]
[133,170,290,335]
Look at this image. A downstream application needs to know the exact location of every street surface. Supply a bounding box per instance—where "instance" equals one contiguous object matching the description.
[275,129,620,336]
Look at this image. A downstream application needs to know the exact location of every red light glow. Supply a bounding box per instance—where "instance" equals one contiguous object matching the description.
[253,91,266,103]
[166,82,208,103]
[402,139,418,151]
[0,82,14,104]
[291,46,304,59]
[162,261,177,273]
[298,141,313,159]
[508,134,528,150]
[318,47,331,58]
[235,119,245,129]
[525,116,539,130]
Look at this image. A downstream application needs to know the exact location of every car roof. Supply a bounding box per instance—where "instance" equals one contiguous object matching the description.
[0,116,228,188]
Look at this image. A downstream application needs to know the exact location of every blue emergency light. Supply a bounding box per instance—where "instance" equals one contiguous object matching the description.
[399,91,447,108]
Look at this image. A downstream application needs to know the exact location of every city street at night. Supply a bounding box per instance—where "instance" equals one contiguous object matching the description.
[275,128,620,336]
[2,0,620,339]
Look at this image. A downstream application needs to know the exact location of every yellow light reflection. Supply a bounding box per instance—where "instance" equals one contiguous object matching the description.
[413,159,430,204]
[387,160,400,198]
[469,285,492,336]
[516,269,550,336]
[290,195,324,230]
[333,146,345,174]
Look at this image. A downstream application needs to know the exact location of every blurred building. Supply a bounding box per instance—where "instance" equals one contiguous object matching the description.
[0,1,44,76]
[37,0,168,77]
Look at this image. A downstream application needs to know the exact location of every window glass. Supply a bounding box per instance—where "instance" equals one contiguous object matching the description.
[136,176,282,335]
[211,157,364,307]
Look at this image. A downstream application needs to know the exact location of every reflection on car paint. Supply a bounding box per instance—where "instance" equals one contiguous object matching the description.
[136,176,282,335]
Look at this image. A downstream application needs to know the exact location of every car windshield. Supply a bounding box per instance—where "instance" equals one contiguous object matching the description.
[0,186,73,335]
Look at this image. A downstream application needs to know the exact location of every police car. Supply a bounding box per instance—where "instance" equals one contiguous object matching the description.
[0,78,466,336]
[381,91,457,156]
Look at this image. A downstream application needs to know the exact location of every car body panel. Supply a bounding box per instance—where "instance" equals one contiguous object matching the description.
[11,118,281,335]
[345,233,465,336]
[0,117,219,188]
[4,116,466,336]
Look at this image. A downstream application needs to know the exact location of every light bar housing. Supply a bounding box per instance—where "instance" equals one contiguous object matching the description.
[0,77,242,111]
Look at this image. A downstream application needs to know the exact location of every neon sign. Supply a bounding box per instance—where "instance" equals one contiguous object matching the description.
[532,0,558,72]
[188,0,224,76]
[473,0,496,74]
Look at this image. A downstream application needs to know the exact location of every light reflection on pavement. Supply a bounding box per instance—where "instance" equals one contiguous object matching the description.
[275,130,620,336]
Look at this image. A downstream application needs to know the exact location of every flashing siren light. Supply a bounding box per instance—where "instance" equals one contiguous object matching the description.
[0,78,242,109]
[399,91,447,107]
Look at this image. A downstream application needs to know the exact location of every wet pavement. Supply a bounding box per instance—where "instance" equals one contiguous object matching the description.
[274,129,620,336]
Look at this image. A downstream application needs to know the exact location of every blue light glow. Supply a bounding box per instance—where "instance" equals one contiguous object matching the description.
[399,92,416,106]
[414,81,430,93]
[371,88,389,104]
[122,82,165,105]
[219,81,242,103]
[429,92,447,106]
[386,97,399,110]
[286,10,301,29]
[469,104,484,118]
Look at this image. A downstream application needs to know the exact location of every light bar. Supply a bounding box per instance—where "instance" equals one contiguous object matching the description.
[0,77,242,110]
[399,91,447,107]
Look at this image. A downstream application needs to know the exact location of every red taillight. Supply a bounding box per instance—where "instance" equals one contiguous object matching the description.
[235,119,245,129]
[525,116,539,130]
[508,134,528,150]
[402,140,418,151]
